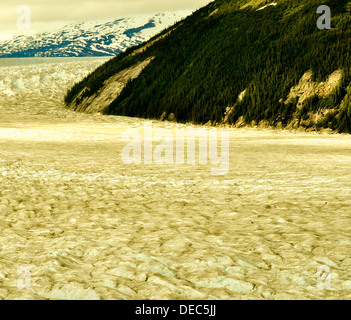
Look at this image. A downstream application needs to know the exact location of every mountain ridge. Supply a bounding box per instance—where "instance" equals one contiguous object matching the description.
[0,11,190,58]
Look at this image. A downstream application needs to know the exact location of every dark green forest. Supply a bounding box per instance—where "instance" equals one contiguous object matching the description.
[65,0,351,133]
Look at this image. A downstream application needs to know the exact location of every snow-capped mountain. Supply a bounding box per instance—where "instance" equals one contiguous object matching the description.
[0,11,191,58]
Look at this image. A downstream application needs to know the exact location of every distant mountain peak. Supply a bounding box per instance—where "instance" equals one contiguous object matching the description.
[0,11,191,58]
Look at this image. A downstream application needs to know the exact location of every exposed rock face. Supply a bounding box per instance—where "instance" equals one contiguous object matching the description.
[285,70,343,108]
[223,89,246,123]
[67,57,154,114]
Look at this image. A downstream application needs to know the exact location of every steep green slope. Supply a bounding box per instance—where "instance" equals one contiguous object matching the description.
[65,0,351,132]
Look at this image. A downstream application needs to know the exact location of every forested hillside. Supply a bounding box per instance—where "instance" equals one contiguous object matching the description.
[65,0,351,133]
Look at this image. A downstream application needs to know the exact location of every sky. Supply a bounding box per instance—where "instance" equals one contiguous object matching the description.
[0,0,213,41]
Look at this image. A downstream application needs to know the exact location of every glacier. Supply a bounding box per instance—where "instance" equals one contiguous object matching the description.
[0,58,109,98]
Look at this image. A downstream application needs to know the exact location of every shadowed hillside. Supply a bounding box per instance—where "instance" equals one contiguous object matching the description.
[65,0,351,133]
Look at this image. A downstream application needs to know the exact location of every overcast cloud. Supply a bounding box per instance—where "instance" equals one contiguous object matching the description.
[0,0,212,41]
